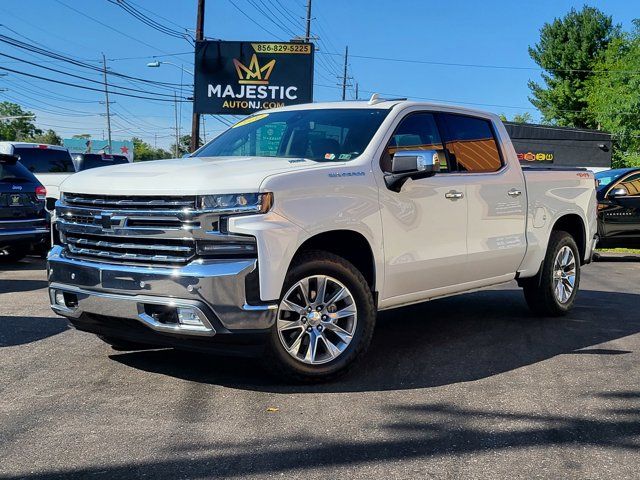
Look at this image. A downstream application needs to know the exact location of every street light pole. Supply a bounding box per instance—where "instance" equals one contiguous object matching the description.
[189,0,205,153]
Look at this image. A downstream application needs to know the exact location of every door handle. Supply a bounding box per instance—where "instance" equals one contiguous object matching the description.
[508,189,522,197]
[445,190,464,200]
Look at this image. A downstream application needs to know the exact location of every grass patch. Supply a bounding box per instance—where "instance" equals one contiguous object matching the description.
[597,248,640,254]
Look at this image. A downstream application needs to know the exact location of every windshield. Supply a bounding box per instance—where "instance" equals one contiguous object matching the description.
[595,169,632,188]
[14,147,75,173]
[78,154,129,171]
[194,108,389,162]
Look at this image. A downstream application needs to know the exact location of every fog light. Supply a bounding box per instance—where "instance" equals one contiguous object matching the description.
[55,291,65,306]
[177,307,204,326]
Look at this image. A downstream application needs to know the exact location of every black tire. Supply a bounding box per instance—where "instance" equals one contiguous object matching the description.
[97,335,152,351]
[522,231,581,316]
[264,250,376,383]
[0,245,28,264]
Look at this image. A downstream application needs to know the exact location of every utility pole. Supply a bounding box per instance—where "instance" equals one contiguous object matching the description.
[341,46,349,101]
[355,82,359,100]
[201,115,207,143]
[101,53,112,153]
[305,0,312,42]
[189,0,205,153]
[174,91,179,157]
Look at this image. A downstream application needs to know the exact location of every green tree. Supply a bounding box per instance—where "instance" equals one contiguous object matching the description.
[72,133,92,140]
[499,112,534,124]
[0,102,40,141]
[587,20,640,168]
[528,6,618,128]
[25,129,63,146]
[132,137,172,162]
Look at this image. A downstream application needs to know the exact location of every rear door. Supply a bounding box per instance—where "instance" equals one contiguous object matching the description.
[602,172,640,246]
[439,113,527,283]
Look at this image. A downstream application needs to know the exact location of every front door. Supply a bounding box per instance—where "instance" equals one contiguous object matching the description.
[378,112,468,302]
[603,172,640,247]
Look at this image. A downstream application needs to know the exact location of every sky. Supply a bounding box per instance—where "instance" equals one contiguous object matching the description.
[0,0,638,151]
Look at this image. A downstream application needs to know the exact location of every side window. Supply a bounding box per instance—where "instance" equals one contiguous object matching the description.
[441,114,503,173]
[383,113,448,172]
[616,173,640,196]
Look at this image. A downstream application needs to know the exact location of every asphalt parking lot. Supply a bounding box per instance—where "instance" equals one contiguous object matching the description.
[1,255,639,479]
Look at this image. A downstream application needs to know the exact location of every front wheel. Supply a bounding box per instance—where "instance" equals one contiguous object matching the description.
[522,231,581,316]
[264,250,376,383]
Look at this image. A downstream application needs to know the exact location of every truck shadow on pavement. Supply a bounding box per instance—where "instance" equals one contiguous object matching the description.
[0,278,49,294]
[4,391,639,479]
[0,315,68,347]
[111,288,640,393]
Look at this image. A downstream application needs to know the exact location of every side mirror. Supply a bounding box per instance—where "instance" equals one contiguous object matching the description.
[384,149,444,192]
[609,187,628,198]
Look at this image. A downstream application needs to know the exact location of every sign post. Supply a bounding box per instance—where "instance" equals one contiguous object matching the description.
[194,40,314,116]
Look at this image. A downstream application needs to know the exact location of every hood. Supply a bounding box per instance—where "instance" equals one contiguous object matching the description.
[59,156,325,196]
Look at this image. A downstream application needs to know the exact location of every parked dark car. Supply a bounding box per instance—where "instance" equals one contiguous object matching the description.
[72,153,130,172]
[0,153,49,263]
[595,168,640,248]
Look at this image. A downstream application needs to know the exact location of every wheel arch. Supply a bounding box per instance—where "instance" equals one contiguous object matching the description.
[290,229,377,293]
[551,213,587,264]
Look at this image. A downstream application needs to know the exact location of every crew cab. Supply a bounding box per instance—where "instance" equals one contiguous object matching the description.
[595,168,640,249]
[0,154,48,262]
[47,98,598,381]
[0,142,75,210]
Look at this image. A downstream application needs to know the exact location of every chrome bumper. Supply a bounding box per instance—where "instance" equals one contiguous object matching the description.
[47,246,277,336]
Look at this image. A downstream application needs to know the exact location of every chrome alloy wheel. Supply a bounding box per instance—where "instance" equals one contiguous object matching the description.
[553,246,577,304]
[277,275,358,365]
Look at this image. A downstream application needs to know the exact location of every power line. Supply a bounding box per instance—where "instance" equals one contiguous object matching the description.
[227,0,283,39]
[0,65,192,102]
[0,33,189,89]
[53,0,191,66]
[106,0,193,43]
[319,51,640,75]
[0,51,186,99]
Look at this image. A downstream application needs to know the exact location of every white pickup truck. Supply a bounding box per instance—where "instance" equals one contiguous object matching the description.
[48,98,598,381]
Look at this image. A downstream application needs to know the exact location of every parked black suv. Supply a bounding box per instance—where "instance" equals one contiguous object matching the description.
[0,154,49,263]
[596,168,640,248]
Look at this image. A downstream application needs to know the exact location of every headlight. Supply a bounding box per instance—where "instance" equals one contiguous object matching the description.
[199,192,273,214]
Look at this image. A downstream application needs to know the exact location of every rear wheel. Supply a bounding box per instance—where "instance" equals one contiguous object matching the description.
[0,245,28,264]
[522,231,580,316]
[265,250,376,383]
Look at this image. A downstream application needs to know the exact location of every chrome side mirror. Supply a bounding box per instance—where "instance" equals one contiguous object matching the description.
[385,149,444,192]
[610,187,628,198]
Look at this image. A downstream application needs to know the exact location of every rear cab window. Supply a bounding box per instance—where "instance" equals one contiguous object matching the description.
[77,154,129,171]
[14,146,75,173]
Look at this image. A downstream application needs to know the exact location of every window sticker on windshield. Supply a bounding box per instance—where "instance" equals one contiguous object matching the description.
[324,153,336,160]
[232,113,269,128]
[338,154,351,160]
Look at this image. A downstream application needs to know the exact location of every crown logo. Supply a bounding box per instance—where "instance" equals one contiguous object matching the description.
[233,54,276,85]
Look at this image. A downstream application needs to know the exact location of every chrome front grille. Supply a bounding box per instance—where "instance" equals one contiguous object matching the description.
[57,193,201,266]
[63,193,197,210]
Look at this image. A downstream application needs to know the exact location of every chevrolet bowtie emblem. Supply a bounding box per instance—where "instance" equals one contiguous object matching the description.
[233,54,275,85]
[98,213,116,230]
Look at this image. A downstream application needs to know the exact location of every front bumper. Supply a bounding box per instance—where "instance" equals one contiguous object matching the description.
[47,246,278,342]
[0,219,49,246]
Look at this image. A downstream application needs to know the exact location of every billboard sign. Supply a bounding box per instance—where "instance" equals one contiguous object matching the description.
[63,138,134,161]
[194,40,314,115]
